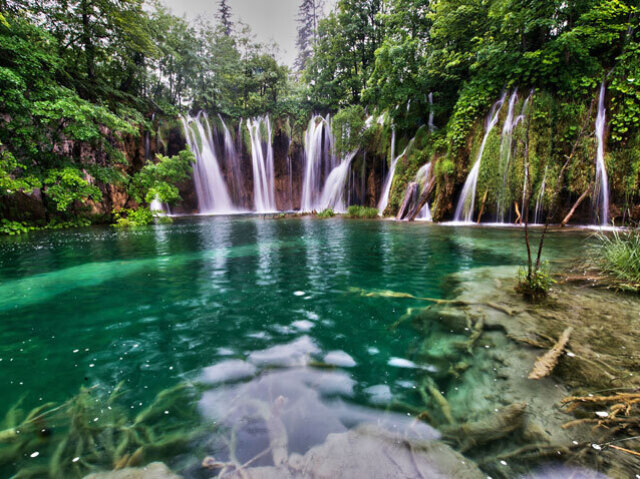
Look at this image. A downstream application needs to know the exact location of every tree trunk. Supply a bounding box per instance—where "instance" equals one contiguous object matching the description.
[561,186,591,226]
[396,182,419,220]
[407,175,436,221]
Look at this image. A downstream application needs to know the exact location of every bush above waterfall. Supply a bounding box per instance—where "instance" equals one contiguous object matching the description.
[332,106,367,157]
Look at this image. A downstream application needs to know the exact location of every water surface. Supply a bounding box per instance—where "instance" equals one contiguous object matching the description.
[0,217,591,476]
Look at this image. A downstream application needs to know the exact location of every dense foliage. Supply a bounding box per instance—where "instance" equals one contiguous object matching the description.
[0,0,294,232]
[1,0,639,232]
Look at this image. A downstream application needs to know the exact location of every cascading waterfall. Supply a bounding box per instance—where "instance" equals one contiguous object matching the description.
[287,139,294,210]
[389,127,396,163]
[219,115,245,207]
[533,166,548,224]
[496,90,518,222]
[182,113,234,214]
[594,81,610,225]
[378,137,412,214]
[301,115,335,211]
[246,116,276,212]
[453,92,507,223]
[317,151,358,213]
[415,163,433,221]
[428,92,436,132]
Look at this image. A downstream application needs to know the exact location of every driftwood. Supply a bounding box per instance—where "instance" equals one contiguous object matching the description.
[442,403,527,452]
[419,377,455,425]
[407,175,437,221]
[528,327,573,379]
[397,182,420,220]
[561,185,591,226]
[348,287,515,316]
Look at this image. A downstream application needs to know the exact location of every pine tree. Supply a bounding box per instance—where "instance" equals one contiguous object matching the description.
[216,0,232,36]
[295,0,324,71]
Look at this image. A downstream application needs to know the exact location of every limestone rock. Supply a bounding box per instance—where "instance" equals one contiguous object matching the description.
[225,425,483,479]
[83,462,181,479]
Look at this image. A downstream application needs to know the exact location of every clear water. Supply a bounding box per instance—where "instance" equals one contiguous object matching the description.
[0,218,591,476]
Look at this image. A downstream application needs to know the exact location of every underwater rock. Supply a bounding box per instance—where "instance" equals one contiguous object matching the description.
[248,336,320,367]
[83,462,181,479]
[201,359,257,384]
[323,350,356,368]
[224,424,483,478]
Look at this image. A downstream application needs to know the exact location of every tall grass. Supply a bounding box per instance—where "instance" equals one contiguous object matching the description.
[346,205,379,219]
[596,228,640,290]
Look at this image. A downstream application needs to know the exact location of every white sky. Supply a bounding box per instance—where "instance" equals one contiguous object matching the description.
[160,0,335,67]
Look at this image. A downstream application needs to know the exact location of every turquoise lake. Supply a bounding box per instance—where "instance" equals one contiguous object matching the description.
[0,217,592,477]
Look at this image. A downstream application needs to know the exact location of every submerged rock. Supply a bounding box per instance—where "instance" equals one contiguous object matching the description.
[224,424,483,478]
[83,462,181,479]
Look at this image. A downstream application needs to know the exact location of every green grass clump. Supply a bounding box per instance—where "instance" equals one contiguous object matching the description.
[596,229,640,291]
[317,208,335,218]
[346,205,379,219]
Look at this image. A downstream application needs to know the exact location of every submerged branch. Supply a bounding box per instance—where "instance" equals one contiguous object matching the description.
[348,287,514,315]
[528,327,573,379]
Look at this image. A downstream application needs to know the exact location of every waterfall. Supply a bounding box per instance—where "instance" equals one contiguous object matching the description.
[496,90,518,222]
[301,115,335,211]
[594,81,610,225]
[219,115,244,207]
[390,127,396,162]
[287,139,293,210]
[149,196,170,215]
[428,92,436,132]
[415,163,433,221]
[378,138,413,214]
[182,113,234,214]
[453,92,507,223]
[533,166,548,224]
[246,116,276,212]
[317,151,358,213]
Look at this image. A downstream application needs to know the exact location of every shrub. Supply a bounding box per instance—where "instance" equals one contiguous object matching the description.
[595,228,640,291]
[346,205,379,219]
[317,208,335,218]
[515,262,555,301]
[0,219,31,235]
[113,208,155,228]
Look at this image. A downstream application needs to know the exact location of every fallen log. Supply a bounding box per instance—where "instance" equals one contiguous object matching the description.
[407,175,437,221]
[442,403,527,452]
[528,327,573,379]
[561,186,591,226]
[396,181,419,220]
[476,190,488,224]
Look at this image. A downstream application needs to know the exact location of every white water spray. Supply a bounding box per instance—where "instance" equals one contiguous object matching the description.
[594,81,610,225]
[301,115,335,211]
[246,116,276,212]
[182,113,234,214]
[533,166,548,224]
[453,92,507,222]
[428,92,436,132]
[317,151,358,213]
[219,115,244,207]
[378,138,413,214]
[496,90,518,222]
